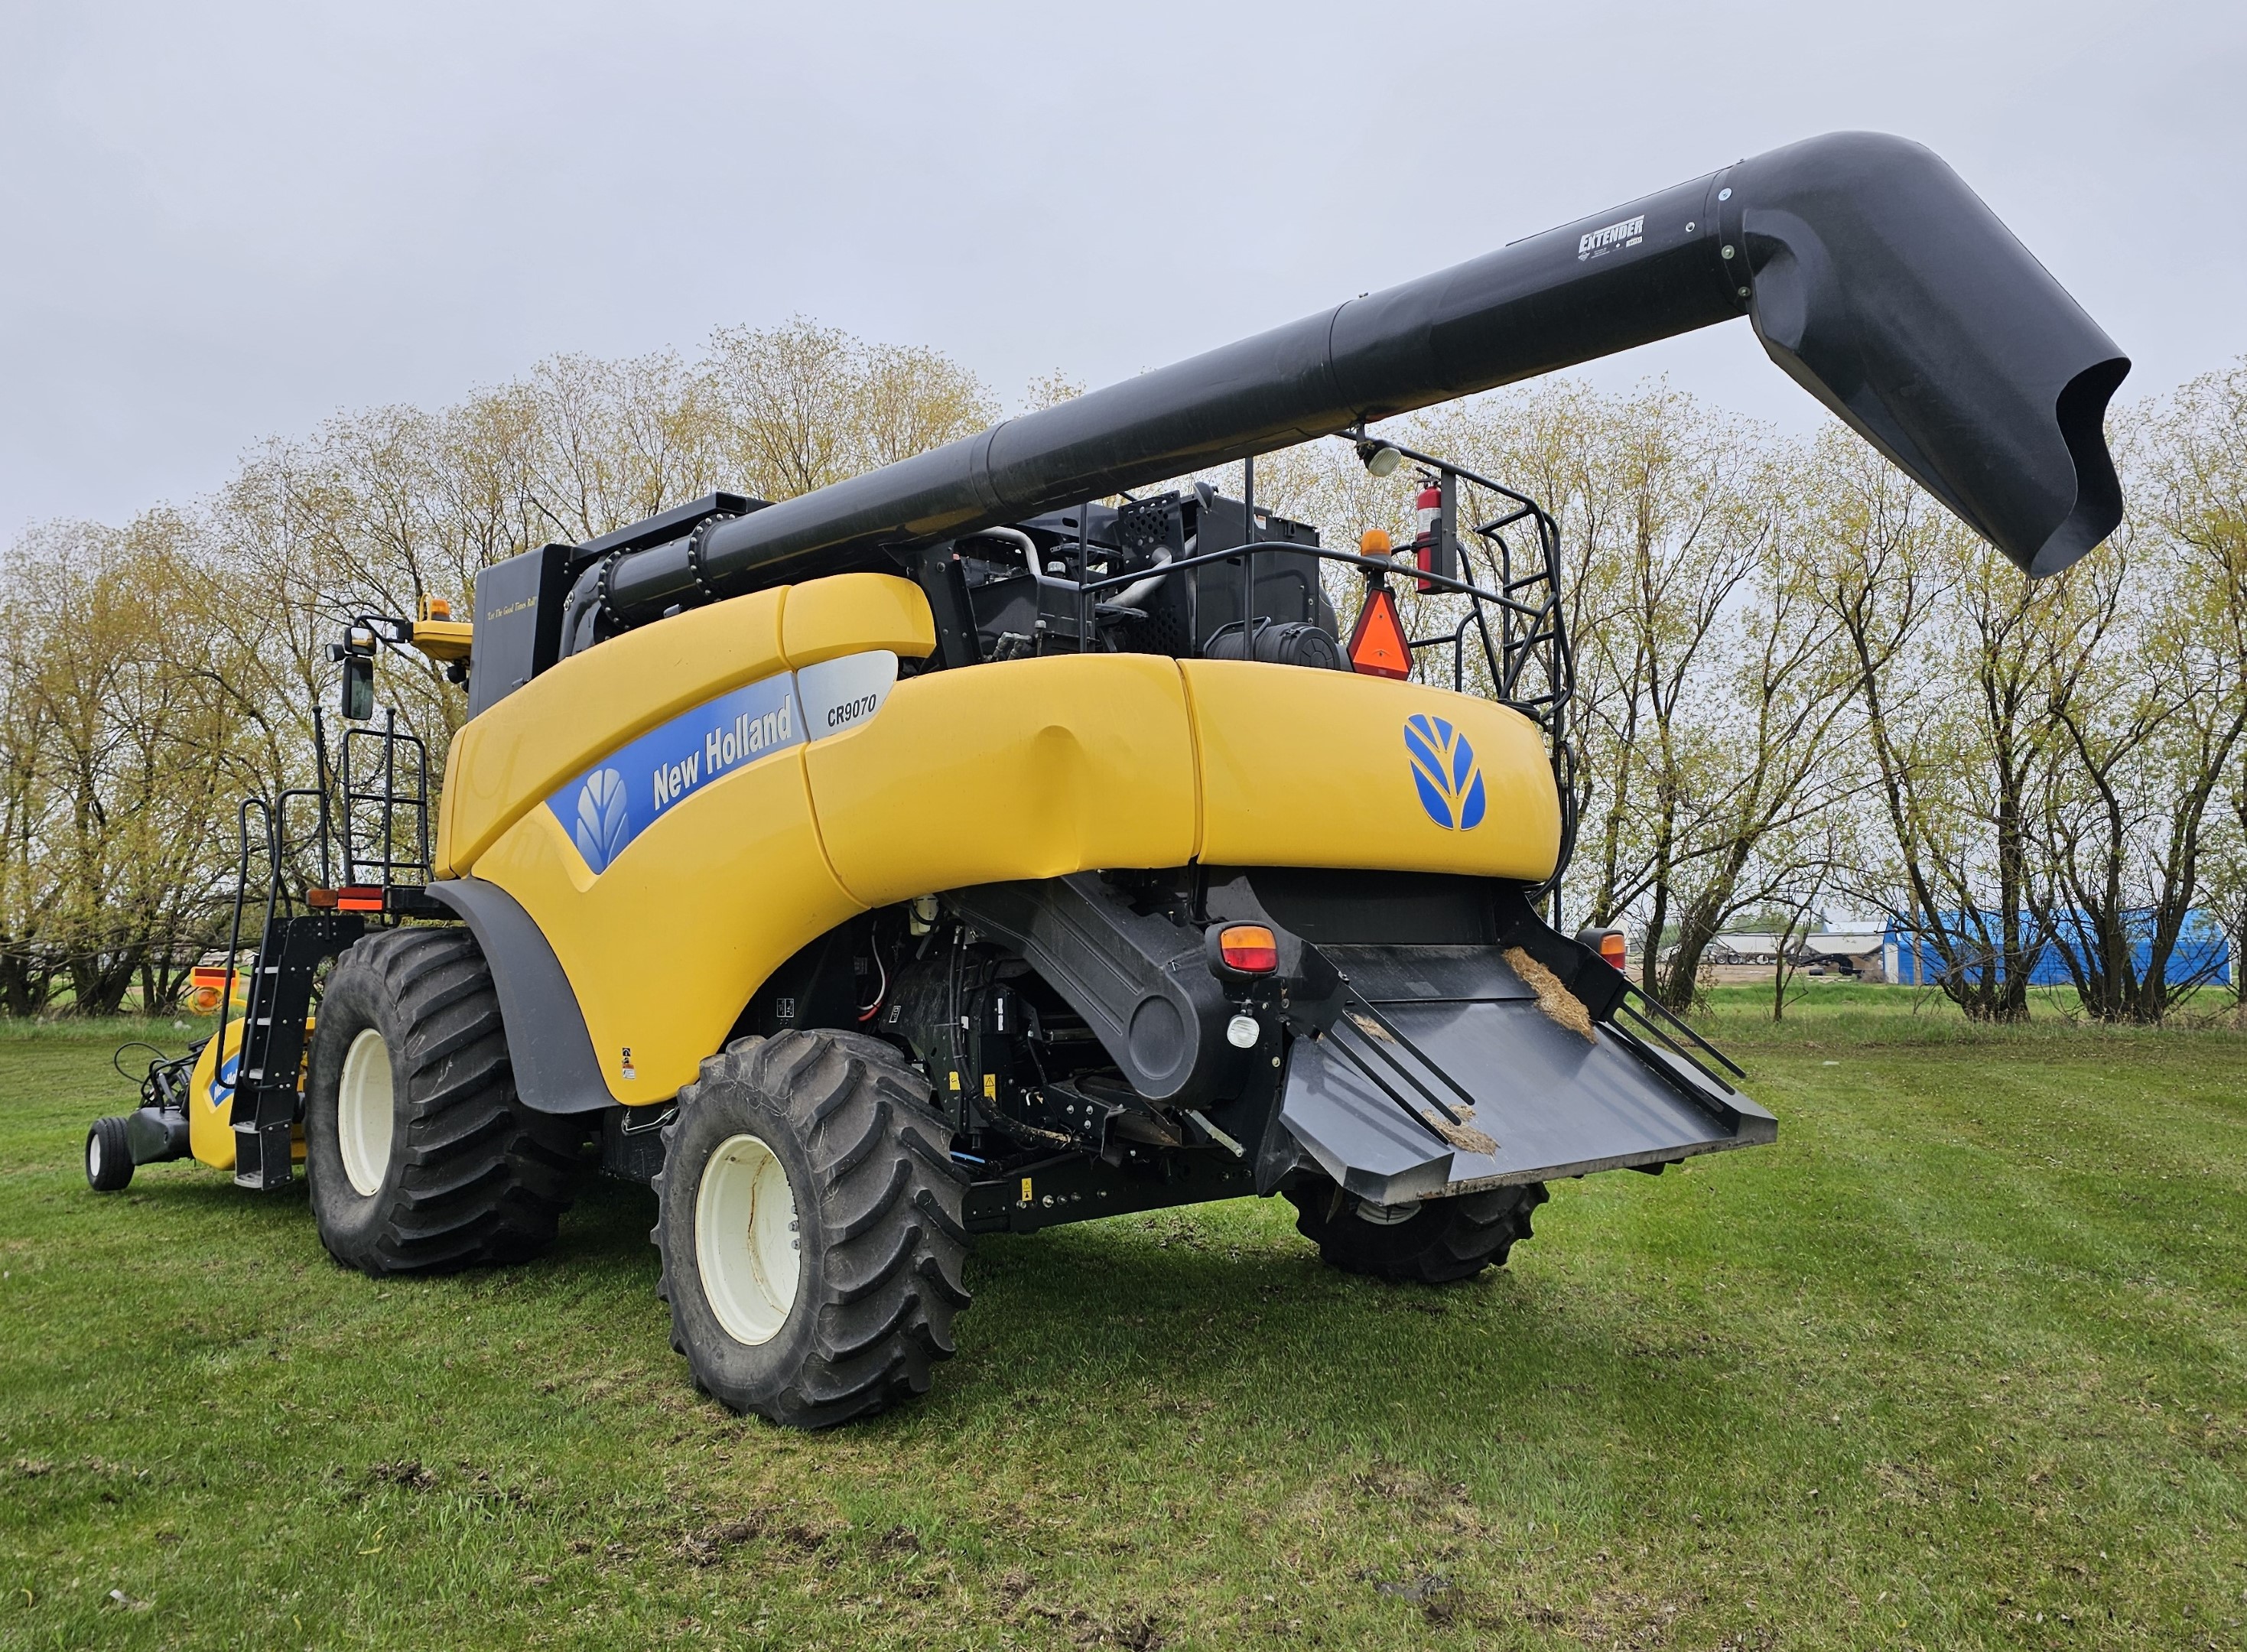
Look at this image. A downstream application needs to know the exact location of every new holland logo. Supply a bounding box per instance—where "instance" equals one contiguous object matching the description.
[1405,714,1486,831]
[544,650,899,878]
[574,767,631,873]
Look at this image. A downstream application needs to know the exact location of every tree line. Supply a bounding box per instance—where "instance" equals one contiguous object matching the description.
[3,320,2241,1023]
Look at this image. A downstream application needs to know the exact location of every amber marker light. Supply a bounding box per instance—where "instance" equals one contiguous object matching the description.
[187,966,230,1016]
[1218,925,1279,973]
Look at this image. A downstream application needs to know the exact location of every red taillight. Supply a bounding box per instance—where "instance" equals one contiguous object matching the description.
[1576,925,1628,970]
[1218,925,1279,973]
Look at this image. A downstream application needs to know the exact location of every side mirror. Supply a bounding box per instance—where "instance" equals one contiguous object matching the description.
[341,653,375,721]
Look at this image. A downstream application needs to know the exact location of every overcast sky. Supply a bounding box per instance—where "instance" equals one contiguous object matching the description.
[4,0,2242,541]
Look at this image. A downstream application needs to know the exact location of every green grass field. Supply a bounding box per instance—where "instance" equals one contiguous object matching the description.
[3,1000,2242,1650]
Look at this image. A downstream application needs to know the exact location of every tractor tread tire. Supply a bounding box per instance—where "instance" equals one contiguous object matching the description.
[86,1116,135,1192]
[653,1029,971,1429]
[306,926,583,1276]
[1286,1181,1546,1283]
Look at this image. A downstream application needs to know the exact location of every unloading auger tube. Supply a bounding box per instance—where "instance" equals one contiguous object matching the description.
[571,128,2127,643]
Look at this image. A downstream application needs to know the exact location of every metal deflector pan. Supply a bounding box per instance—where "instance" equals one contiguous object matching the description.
[1279,945,1775,1205]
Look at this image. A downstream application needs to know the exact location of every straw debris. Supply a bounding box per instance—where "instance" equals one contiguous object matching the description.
[1429,1107,1497,1156]
[1504,946,1597,1043]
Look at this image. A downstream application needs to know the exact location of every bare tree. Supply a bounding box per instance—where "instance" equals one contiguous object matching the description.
[1806,428,2073,1022]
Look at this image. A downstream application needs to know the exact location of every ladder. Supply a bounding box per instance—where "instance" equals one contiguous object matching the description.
[219,706,437,1190]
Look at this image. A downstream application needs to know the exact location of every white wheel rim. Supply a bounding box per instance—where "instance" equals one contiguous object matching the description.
[337,1028,395,1197]
[87,1133,102,1179]
[695,1132,802,1346]
[1354,1197,1420,1226]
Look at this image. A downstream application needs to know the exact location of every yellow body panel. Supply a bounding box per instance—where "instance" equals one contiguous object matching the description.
[187,1019,244,1168]
[408,617,474,662]
[437,587,789,878]
[1181,660,1561,878]
[434,751,463,880]
[804,654,1199,907]
[782,573,936,668]
[441,570,1562,1107]
[437,574,935,878]
[473,750,858,1102]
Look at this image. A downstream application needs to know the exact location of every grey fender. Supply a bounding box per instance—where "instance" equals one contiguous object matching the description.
[426,877,613,1114]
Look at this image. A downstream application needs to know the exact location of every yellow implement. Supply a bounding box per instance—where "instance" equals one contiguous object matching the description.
[441,574,1558,1101]
[84,128,2127,1429]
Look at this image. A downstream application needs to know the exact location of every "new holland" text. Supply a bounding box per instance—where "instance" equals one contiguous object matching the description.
[652,700,795,810]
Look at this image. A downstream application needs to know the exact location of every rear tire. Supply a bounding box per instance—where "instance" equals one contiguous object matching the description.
[304,927,583,1275]
[86,1117,133,1192]
[654,1029,971,1429]
[1286,1180,1546,1283]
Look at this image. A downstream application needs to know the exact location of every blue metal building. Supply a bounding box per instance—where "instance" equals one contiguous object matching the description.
[1881,909,2234,990]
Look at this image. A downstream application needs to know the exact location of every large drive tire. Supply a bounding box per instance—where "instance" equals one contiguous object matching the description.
[1286,1180,1546,1283]
[304,927,583,1274]
[653,1029,971,1429]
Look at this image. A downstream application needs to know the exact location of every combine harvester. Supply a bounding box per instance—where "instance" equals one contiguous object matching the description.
[87,133,2125,1426]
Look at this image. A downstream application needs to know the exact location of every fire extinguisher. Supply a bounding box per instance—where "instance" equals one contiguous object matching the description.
[1412,474,1456,593]
[1413,478,1441,541]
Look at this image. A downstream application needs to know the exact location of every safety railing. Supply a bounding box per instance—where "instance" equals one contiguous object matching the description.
[211,782,330,1074]
[337,709,431,892]
[1606,978,1747,1094]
